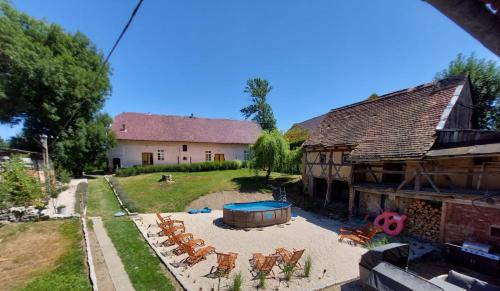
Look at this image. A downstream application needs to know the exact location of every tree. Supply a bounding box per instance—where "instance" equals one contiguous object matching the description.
[367,93,379,101]
[436,53,500,129]
[0,2,114,172]
[0,136,8,148]
[284,124,309,149]
[250,130,289,181]
[51,113,115,175]
[240,78,277,131]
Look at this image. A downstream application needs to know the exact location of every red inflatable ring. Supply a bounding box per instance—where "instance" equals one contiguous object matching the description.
[374,211,407,236]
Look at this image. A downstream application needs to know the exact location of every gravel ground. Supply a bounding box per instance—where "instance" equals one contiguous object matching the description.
[44,179,86,217]
[135,208,367,291]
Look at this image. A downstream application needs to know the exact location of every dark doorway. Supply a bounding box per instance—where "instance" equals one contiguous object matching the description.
[331,180,349,203]
[142,152,153,166]
[313,178,327,200]
[112,158,121,170]
[382,163,404,184]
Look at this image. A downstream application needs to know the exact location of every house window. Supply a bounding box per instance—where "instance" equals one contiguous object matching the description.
[319,153,326,164]
[205,151,212,161]
[342,152,350,164]
[244,150,250,161]
[182,156,187,161]
[182,145,188,152]
[157,149,164,161]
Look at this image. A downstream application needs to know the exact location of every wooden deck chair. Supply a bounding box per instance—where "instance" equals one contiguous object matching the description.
[249,253,278,279]
[182,243,215,266]
[149,213,184,229]
[213,252,238,277]
[275,248,304,269]
[338,223,382,245]
[170,232,205,255]
[154,224,185,244]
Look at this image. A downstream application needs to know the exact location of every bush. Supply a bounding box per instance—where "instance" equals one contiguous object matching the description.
[108,177,139,212]
[0,154,43,207]
[115,160,244,177]
[55,167,72,183]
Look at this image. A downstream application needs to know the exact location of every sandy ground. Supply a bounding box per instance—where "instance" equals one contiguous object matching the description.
[134,208,367,291]
[187,190,274,210]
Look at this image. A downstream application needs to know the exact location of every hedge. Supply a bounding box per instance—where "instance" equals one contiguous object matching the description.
[108,177,139,212]
[115,160,246,177]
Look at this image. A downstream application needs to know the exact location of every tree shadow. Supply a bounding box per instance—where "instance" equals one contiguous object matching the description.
[231,175,299,193]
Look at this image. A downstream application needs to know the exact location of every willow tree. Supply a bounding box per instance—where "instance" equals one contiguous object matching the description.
[250,130,289,182]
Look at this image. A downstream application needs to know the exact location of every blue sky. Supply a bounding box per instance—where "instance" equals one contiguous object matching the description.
[0,0,497,139]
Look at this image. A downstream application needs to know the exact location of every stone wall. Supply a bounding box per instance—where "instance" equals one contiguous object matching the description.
[0,206,48,224]
[444,203,500,248]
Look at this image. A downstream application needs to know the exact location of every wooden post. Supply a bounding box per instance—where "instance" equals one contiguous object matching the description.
[439,202,447,242]
[414,166,421,191]
[324,151,334,207]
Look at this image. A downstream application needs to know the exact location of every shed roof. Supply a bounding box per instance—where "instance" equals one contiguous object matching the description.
[112,112,261,144]
[304,77,467,161]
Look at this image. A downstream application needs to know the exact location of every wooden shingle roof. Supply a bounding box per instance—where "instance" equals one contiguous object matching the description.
[304,77,467,161]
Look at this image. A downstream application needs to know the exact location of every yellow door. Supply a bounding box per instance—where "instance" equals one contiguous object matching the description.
[214,154,225,162]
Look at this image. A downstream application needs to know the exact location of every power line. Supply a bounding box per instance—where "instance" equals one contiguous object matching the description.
[51,0,145,147]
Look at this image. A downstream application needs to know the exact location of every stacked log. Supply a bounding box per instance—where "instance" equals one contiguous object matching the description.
[405,200,441,241]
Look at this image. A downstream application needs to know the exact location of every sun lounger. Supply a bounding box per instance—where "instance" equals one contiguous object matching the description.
[275,248,304,269]
[213,252,238,277]
[338,223,382,245]
[249,253,279,279]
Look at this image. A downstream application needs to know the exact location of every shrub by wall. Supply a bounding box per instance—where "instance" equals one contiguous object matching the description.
[108,177,138,213]
[115,160,245,177]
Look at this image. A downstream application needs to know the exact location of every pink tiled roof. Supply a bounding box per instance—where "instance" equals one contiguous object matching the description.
[112,113,261,144]
[304,77,468,161]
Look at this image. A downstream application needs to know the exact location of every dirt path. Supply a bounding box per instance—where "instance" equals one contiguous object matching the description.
[186,190,274,210]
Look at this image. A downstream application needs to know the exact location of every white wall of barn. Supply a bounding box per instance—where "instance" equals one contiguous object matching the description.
[108,140,250,168]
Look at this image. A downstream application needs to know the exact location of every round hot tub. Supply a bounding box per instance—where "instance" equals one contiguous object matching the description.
[223,200,291,228]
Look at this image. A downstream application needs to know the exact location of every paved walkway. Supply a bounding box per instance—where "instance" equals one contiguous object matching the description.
[43,178,85,217]
[91,217,135,291]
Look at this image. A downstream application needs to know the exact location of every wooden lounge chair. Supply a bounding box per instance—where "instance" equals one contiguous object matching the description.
[148,214,185,237]
[182,243,215,266]
[213,252,238,277]
[338,223,382,245]
[150,223,185,238]
[275,248,304,269]
[157,228,204,250]
[249,253,279,279]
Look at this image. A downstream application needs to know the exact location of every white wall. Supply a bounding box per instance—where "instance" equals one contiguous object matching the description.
[108,140,250,168]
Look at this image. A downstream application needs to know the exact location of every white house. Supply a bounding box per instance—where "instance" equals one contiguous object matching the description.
[108,112,261,168]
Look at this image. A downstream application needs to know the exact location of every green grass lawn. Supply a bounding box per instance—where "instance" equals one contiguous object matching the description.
[87,178,175,291]
[22,220,91,291]
[117,168,298,212]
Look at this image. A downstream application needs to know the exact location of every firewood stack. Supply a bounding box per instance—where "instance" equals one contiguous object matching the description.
[405,200,441,241]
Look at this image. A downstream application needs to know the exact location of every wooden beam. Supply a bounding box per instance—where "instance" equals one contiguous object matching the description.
[367,165,379,183]
[396,173,415,192]
[420,164,440,194]
[477,163,485,190]
[324,151,334,207]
